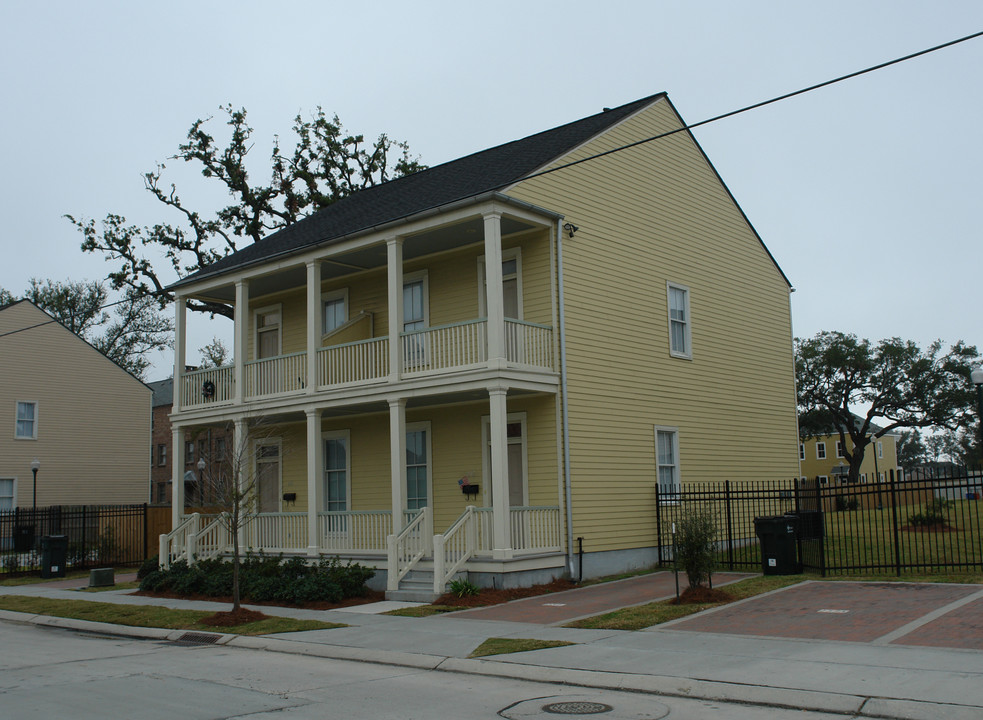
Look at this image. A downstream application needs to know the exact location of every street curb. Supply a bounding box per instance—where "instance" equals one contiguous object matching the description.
[2,608,981,720]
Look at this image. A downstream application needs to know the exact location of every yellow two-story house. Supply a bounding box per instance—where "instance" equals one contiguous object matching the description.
[162,93,800,599]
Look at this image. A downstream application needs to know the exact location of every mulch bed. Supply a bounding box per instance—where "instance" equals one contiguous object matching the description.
[434,578,576,607]
[901,523,958,533]
[200,608,269,627]
[669,586,734,605]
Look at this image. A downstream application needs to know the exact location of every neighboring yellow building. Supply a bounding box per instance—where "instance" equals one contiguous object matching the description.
[0,301,151,508]
[163,94,800,598]
[799,423,901,486]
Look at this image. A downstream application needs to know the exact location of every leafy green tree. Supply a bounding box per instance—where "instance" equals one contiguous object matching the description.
[796,332,979,483]
[0,278,171,379]
[896,430,926,470]
[68,106,425,319]
[198,337,230,368]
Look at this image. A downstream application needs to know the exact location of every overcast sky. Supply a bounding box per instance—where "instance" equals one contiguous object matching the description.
[1,1,981,380]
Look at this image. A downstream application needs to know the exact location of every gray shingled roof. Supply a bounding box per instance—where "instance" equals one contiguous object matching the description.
[173,93,667,287]
[148,378,173,408]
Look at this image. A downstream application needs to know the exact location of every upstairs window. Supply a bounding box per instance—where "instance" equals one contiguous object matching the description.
[836,441,845,458]
[15,401,37,439]
[323,290,348,335]
[255,306,282,360]
[157,444,167,467]
[667,282,691,359]
[816,442,826,460]
[799,444,805,461]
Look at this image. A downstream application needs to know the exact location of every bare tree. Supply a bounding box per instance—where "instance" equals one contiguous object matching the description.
[196,419,281,612]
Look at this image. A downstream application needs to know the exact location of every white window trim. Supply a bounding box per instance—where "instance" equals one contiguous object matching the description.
[402,270,430,330]
[253,303,283,359]
[477,247,524,320]
[818,475,829,485]
[321,429,351,513]
[14,400,38,440]
[158,444,167,467]
[253,437,283,513]
[816,442,826,460]
[666,281,692,360]
[480,411,529,507]
[321,289,349,338]
[654,425,681,501]
[798,444,805,461]
[405,421,432,511]
[835,441,844,458]
[0,477,16,510]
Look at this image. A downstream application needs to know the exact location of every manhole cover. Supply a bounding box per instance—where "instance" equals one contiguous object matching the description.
[542,702,613,715]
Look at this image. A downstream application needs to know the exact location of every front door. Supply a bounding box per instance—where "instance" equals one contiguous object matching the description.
[255,442,281,513]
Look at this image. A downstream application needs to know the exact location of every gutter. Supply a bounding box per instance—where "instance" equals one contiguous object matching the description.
[556,221,575,577]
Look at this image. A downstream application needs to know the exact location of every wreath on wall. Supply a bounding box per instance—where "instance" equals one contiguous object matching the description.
[202,380,216,399]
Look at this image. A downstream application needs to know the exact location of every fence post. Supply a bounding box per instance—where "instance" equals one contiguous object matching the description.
[654,483,663,566]
[889,472,901,576]
[724,480,734,571]
[80,505,87,569]
[143,503,149,561]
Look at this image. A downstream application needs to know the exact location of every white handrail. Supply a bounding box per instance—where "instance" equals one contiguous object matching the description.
[317,510,392,552]
[181,365,235,408]
[401,320,487,374]
[386,506,430,591]
[193,513,232,561]
[158,513,199,570]
[245,352,307,397]
[433,506,477,594]
[318,337,389,387]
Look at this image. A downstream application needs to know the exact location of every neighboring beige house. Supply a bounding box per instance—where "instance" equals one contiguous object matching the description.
[0,300,151,508]
[161,93,800,599]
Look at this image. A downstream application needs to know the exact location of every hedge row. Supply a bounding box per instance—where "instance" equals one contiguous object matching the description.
[139,554,375,605]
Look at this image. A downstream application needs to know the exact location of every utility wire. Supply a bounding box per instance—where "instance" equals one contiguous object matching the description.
[3,29,981,342]
[0,295,154,339]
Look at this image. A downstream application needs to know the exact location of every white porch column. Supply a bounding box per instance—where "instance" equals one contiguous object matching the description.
[234,280,249,404]
[386,237,404,383]
[483,212,505,366]
[306,408,321,556]
[489,385,513,559]
[171,425,184,529]
[234,418,248,549]
[173,296,186,412]
[306,261,321,394]
[389,397,407,534]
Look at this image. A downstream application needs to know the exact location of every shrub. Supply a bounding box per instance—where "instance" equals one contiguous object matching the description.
[139,554,373,605]
[835,495,860,511]
[908,498,951,527]
[448,578,479,597]
[674,508,718,590]
[137,554,160,580]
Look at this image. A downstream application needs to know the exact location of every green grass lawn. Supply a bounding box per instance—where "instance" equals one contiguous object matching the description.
[469,638,576,658]
[0,595,344,636]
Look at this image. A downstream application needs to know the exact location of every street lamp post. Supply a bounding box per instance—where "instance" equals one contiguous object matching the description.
[197,457,206,507]
[972,368,983,463]
[30,458,40,511]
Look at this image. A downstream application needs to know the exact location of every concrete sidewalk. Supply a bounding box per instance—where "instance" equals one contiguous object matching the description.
[1,574,981,720]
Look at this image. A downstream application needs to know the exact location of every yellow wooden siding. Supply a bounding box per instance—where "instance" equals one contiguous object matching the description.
[507,97,800,553]
[0,302,150,506]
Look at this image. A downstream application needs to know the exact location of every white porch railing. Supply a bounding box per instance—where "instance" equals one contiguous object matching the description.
[318,337,389,387]
[401,320,487,374]
[181,366,235,409]
[433,505,479,594]
[159,513,200,570]
[193,514,232,560]
[246,512,308,551]
[318,510,392,552]
[245,352,307,398]
[473,506,561,555]
[505,320,554,370]
[386,506,430,591]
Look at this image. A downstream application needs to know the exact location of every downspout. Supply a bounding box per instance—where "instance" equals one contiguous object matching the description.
[556,221,575,577]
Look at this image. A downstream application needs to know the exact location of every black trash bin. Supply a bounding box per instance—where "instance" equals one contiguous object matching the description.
[40,535,68,579]
[754,515,801,575]
[796,509,824,541]
[14,524,35,552]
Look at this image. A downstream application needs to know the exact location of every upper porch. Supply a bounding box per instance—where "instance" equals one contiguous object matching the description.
[171,194,563,417]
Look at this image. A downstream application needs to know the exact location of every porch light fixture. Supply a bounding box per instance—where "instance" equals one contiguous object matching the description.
[30,457,40,511]
[562,223,579,238]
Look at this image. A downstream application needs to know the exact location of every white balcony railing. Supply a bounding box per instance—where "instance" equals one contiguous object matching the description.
[318,337,389,388]
[246,511,308,551]
[245,352,307,398]
[318,510,392,552]
[181,366,235,409]
[505,319,554,370]
[401,319,487,374]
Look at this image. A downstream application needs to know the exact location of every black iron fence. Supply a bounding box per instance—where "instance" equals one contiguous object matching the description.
[0,504,148,575]
[655,467,983,576]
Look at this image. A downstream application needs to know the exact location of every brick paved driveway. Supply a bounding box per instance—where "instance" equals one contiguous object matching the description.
[669,580,983,650]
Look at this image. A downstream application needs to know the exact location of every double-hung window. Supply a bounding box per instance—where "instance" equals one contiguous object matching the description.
[836,441,844,458]
[667,282,691,359]
[406,425,430,511]
[157,444,167,467]
[816,442,826,460]
[15,401,37,439]
[655,427,680,500]
[323,432,349,513]
[323,290,348,336]
[798,444,805,461]
[0,478,14,510]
